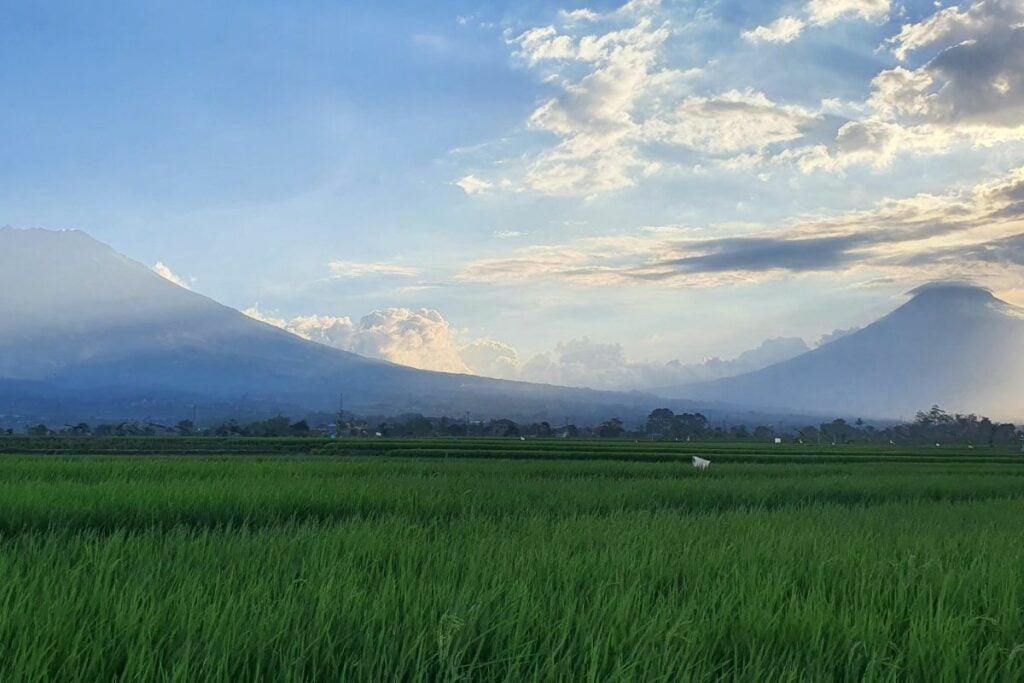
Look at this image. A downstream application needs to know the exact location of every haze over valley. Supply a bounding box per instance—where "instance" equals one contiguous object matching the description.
[3,227,1023,425]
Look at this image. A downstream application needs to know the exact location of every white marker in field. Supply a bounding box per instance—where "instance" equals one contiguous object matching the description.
[692,456,711,470]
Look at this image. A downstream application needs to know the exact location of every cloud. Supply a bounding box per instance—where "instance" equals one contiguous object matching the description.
[491,335,812,391]
[459,0,1024,186]
[638,233,871,277]
[760,0,1024,173]
[513,12,681,196]
[454,174,494,194]
[455,165,1024,288]
[327,261,420,279]
[458,1,708,197]
[886,0,1021,61]
[243,304,819,392]
[645,89,819,154]
[243,307,473,374]
[745,0,888,52]
[778,118,955,172]
[742,16,806,44]
[241,306,288,328]
[152,262,191,289]
[459,338,521,379]
[513,26,578,64]
[459,0,894,193]
[817,326,860,346]
[872,25,1024,129]
[559,8,601,24]
[806,0,889,25]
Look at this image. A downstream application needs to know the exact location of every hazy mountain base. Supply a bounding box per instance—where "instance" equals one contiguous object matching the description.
[670,284,1024,422]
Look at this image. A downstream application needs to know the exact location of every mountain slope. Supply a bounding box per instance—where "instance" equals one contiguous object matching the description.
[0,228,657,422]
[670,283,1024,420]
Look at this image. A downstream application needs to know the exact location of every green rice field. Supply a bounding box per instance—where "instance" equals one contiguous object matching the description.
[2,439,1024,681]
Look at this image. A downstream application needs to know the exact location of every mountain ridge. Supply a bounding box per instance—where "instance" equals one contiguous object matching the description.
[670,282,1024,420]
[0,228,676,423]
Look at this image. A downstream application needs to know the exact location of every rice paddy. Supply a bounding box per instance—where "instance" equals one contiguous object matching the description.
[2,441,1024,681]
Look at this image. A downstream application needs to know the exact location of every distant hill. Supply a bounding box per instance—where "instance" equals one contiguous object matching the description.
[668,283,1024,421]
[0,228,665,424]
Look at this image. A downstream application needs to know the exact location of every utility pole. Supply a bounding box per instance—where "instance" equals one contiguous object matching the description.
[185,404,197,433]
[338,392,345,437]
[466,411,470,438]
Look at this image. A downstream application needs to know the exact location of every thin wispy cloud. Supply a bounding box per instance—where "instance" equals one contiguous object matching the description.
[327,261,421,279]
[455,166,1024,289]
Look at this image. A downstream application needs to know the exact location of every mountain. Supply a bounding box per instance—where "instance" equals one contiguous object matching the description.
[0,227,663,424]
[669,283,1024,420]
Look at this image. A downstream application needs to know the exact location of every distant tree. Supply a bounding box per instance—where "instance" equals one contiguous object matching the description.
[289,419,311,437]
[246,416,291,437]
[213,420,243,437]
[536,421,553,438]
[673,413,709,440]
[491,419,520,437]
[597,418,624,438]
[991,422,1018,446]
[26,424,50,436]
[176,420,194,436]
[645,408,675,436]
[752,425,775,441]
[798,425,819,443]
[916,405,952,428]
[401,414,433,437]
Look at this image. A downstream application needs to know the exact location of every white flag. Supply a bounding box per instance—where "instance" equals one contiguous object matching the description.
[692,456,711,470]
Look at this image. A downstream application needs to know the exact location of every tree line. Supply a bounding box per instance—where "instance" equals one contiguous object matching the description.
[642,405,1020,446]
[4,404,1019,446]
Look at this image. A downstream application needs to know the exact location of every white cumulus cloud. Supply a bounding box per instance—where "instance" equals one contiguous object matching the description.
[244,305,819,391]
[152,262,191,290]
[454,174,495,194]
[646,89,820,154]
[742,16,806,44]
[244,307,473,374]
[807,0,889,25]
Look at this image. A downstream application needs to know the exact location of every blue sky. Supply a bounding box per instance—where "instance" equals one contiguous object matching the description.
[4,0,1024,388]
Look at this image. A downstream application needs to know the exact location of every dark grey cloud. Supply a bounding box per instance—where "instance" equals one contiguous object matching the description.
[631,216,974,280]
[652,233,870,275]
[927,26,1024,126]
[900,233,1024,267]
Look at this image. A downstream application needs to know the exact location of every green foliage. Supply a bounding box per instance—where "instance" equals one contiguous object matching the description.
[0,452,1023,679]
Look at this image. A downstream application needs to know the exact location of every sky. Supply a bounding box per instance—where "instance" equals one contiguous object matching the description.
[3,0,1024,389]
